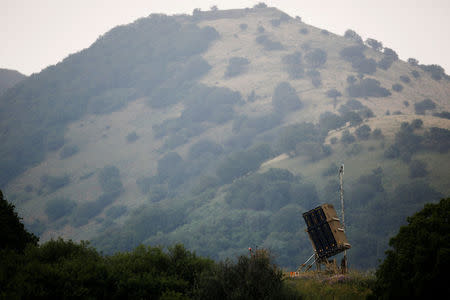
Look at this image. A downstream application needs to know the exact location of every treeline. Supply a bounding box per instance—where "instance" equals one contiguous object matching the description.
[1,190,298,299]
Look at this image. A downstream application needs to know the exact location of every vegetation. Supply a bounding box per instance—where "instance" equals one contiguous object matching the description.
[225,57,250,77]
[347,78,391,98]
[272,82,303,113]
[374,198,450,298]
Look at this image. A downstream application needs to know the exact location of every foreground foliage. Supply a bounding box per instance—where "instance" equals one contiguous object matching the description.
[373,198,450,299]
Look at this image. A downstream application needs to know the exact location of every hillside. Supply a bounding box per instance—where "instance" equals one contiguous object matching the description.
[2,5,450,270]
[0,68,26,95]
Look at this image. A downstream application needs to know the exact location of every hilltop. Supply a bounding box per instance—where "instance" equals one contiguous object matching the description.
[0,68,26,95]
[1,5,449,270]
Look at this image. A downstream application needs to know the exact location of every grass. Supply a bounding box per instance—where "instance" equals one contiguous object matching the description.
[285,270,375,299]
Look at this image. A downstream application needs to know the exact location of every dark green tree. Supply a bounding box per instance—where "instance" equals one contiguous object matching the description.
[374,198,450,299]
[0,190,38,252]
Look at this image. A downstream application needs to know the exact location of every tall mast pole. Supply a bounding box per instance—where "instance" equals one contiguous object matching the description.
[339,164,347,272]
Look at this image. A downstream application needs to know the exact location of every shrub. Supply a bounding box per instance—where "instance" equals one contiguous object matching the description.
[282,51,304,79]
[224,57,250,77]
[299,28,309,35]
[59,145,79,159]
[414,99,436,115]
[352,58,377,74]
[340,45,365,63]
[383,48,398,60]
[306,69,321,87]
[305,48,327,68]
[40,174,70,193]
[322,163,338,177]
[346,143,362,156]
[378,56,395,70]
[217,144,272,184]
[255,35,284,51]
[257,25,265,33]
[355,124,371,140]
[392,83,403,92]
[277,122,322,153]
[126,131,139,143]
[400,75,411,83]
[45,197,76,222]
[419,64,447,80]
[346,75,356,85]
[411,118,423,129]
[98,165,124,196]
[423,127,450,153]
[319,112,345,132]
[409,160,428,178]
[407,58,419,66]
[157,152,184,182]
[341,130,356,144]
[272,82,302,113]
[105,205,127,218]
[344,29,363,44]
[188,139,223,160]
[366,38,383,51]
[239,23,248,30]
[411,70,420,78]
[347,78,391,98]
[433,111,450,119]
[372,128,383,139]
[404,101,410,107]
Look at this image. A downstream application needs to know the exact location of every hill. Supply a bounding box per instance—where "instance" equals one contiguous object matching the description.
[0,68,26,95]
[2,5,449,270]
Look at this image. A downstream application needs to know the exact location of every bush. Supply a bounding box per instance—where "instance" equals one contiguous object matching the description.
[126,131,139,143]
[411,118,423,129]
[419,64,447,80]
[319,112,345,132]
[257,25,265,33]
[344,29,363,44]
[306,69,321,87]
[355,124,371,140]
[40,174,70,194]
[45,197,76,222]
[414,98,436,115]
[224,57,250,77]
[188,139,223,160]
[305,48,327,68]
[372,128,383,139]
[433,111,450,119]
[399,75,411,83]
[272,82,302,113]
[408,58,419,66]
[105,205,127,218]
[59,145,79,159]
[352,58,377,74]
[411,70,420,78]
[409,160,428,178]
[347,78,391,98]
[341,130,356,144]
[366,38,383,51]
[392,83,403,92]
[374,198,449,298]
[255,35,284,51]
[98,165,124,196]
[340,45,365,63]
[239,23,248,30]
[377,56,395,70]
[299,28,309,34]
[423,127,450,153]
[282,51,304,79]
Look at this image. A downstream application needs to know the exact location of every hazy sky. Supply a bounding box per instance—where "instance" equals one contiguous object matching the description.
[2,0,450,76]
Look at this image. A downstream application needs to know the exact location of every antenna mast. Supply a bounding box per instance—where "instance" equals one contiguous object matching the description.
[339,164,347,272]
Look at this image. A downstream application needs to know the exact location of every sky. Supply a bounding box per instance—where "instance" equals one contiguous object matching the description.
[1,0,450,76]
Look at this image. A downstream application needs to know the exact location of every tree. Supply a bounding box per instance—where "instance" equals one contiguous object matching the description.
[374,198,450,299]
[344,29,363,44]
[272,82,302,113]
[304,48,327,68]
[409,160,428,178]
[365,38,383,51]
[0,190,38,252]
[326,88,342,109]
